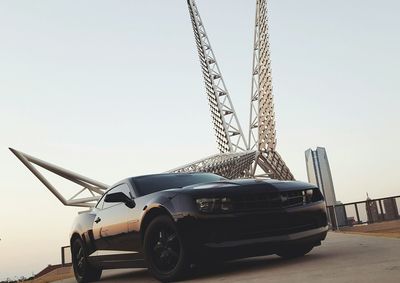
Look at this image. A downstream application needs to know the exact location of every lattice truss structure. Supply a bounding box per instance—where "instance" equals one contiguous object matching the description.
[11,0,293,207]
[10,148,108,207]
[187,0,248,153]
[169,151,256,180]
[249,0,293,180]
[173,0,294,180]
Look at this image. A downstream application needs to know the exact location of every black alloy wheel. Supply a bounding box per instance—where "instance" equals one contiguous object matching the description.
[72,238,102,283]
[144,215,188,282]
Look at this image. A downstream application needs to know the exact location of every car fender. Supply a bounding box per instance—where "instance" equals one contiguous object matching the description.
[69,210,97,253]
[138,192,187,236]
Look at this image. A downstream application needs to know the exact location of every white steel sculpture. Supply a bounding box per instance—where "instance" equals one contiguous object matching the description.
[186,0,248,154]
[247,0,293,180]
[169,151,256,179]
[11,0,294,207]
[173,0,294,180]
[10,148,108,207]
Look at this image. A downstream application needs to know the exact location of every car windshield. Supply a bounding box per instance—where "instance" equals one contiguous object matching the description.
[132,173,225,196]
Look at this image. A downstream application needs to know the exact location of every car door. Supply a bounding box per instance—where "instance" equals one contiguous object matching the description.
[125,183,143,252]
[92,183,134,252]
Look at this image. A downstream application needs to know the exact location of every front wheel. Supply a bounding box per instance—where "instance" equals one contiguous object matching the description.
[143,215,189,282]
[276,244,314,259]
[72,238,102,283]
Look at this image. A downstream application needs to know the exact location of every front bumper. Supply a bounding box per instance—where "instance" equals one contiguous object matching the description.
[175,201,328,259]
[204,226,328,248]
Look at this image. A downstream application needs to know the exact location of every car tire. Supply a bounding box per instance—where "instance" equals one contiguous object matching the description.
[72,237,102,283]
[144,215,189,282]
[276,245,314,259]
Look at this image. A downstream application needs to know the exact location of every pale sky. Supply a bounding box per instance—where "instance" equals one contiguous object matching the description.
[1,0,399,279]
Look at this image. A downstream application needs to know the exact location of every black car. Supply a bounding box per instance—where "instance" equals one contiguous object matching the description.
[70,173,328,282]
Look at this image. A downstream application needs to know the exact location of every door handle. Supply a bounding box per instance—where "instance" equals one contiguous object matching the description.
[95,217,101,224]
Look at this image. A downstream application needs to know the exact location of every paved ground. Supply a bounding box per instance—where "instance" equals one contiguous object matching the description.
[56,232,400,283]
[341,220,400,238]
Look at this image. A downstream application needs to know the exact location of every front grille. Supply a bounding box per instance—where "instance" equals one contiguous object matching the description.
[203,213,322,242]
[232,190,305,212]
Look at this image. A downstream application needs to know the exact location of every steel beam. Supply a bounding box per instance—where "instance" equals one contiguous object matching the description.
[187,0,248,153]
[10,148,108,207]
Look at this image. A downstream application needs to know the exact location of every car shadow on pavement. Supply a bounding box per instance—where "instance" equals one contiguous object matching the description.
[187,253,329,281]
[98,251,335,282]
[99,269,158,282]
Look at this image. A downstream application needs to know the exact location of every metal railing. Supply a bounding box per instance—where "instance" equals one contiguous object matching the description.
[326,195,400,229]
[61,245,72,266]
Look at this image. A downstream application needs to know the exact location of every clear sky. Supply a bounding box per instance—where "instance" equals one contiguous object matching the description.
[0,0,399,279]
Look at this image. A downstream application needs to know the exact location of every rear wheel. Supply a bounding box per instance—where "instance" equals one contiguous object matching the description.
[72,238,102,283]
[144,215,189,282]
[276,245,314,259]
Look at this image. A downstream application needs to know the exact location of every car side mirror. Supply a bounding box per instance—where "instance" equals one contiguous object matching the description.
[104,192,136,208]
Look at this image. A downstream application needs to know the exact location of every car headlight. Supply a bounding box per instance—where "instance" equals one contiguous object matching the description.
[303,189,314,204]
[196,197,232,213]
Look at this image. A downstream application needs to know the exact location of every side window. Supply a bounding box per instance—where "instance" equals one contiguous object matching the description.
[101,184,132,210]
[96,194,106,209]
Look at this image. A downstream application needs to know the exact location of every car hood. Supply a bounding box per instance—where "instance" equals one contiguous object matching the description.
[178,179,317,197]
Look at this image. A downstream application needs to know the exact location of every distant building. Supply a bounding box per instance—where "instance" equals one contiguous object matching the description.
[333,202,348,227]
[305,147,344,228]
[305,147,337,206]
[366,197,380,223]
[383,198,399,220]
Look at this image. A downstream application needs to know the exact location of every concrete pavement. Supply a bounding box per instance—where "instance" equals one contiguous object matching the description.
[56,232,400,283]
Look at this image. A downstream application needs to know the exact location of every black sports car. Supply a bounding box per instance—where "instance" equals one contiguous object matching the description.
[70,173,328,282]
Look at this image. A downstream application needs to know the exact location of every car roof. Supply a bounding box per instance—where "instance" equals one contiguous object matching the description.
[130,172,217,180]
